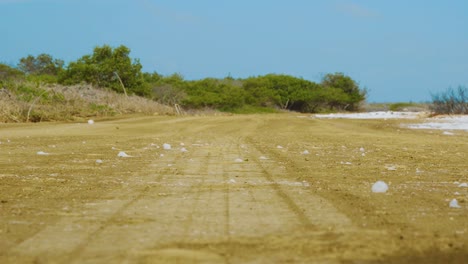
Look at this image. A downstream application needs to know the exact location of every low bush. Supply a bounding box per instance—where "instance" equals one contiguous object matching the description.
[430,86,467,114]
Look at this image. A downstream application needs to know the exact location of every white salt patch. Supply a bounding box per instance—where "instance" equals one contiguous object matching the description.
[458,183,468,187]
[163,143,171,150]
[302,150,310,155]
[407,116,468,131]
[87,120,94,125]
[234,158,244,163]
[450,199,461,208]
[117,151,131,158]
[372,181,389,193]
[315,111,420,120]
[37,151,49,156]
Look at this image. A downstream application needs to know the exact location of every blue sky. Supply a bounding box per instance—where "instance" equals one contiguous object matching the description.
[1,0,467,102]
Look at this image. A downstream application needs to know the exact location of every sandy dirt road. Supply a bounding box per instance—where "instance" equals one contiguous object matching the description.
[0,114,467,263]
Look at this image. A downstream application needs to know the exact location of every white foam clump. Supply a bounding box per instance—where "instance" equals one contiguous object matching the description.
[301,150,310,155]
[87,119,94,125]
[117,151,131,158]
[450,199,461,208]
[163,143,172,150]
[372,181,389,193]
[37,151,49,155]
[459,183,468,187]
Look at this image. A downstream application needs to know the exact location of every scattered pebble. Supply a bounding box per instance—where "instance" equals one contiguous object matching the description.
[443,131,454,136]
[88,120,94,125]
[386,165,397,171]
[163,143,172,150]
[277,145,284,149]
[181,147,188,152]
[372,181,389,193]
[458,183,468,188]
[449,199,461,208]
[96,159,103,164]
[37,151,49,156]
[228,179,236,184]
[259,156,269,160]
[359,147,365,152]
[341,161,352,165]
[117,151,131,158]
[234,158,244,163]
[301,150,310,155]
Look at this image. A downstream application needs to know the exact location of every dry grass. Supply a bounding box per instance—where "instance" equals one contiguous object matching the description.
[0,82,174,122]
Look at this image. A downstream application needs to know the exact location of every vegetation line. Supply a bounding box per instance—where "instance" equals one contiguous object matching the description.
[1,43,465,122]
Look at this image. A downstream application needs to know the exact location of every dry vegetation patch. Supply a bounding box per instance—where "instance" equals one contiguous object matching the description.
[0,82,174,123]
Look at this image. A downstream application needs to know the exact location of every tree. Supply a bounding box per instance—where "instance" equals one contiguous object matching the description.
[243,74,321,112]
[150,73,187,104]
[320,73,366,111]
[59,45,149,96]
[18,54,64,76]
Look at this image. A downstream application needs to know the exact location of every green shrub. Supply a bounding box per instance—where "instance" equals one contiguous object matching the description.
[0,64,24,80]
[59,45,148,96]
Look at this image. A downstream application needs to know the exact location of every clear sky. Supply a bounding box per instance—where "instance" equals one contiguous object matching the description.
[1,0,467,102]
